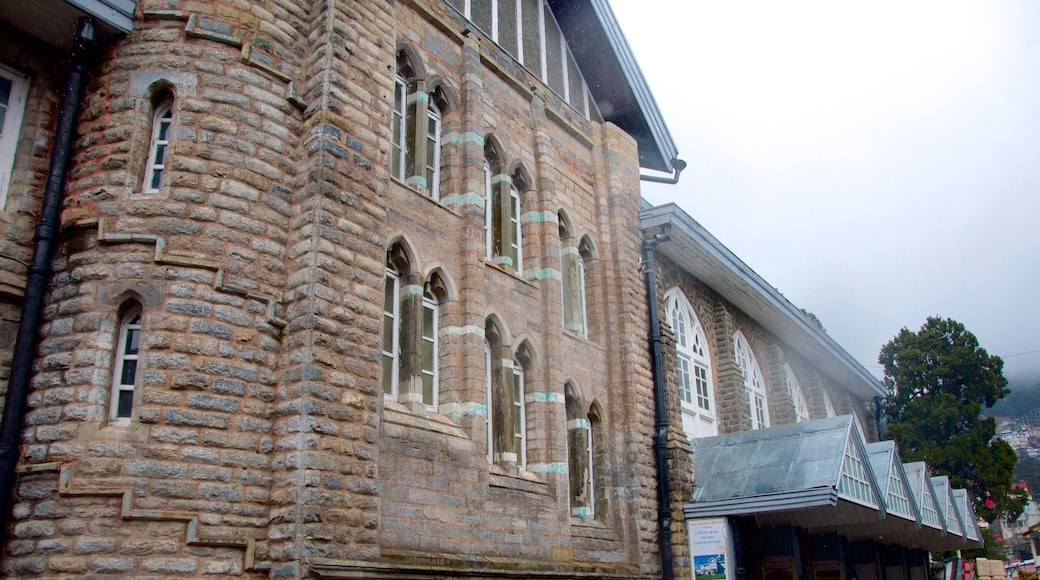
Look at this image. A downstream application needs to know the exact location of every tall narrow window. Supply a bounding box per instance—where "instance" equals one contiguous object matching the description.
[484,159,494,259]
[734,331,769,430]
[110,306,142,425]
[142,96,173,193]
[420,283,438,408]
[391,74,407,181]
[511,362,526,468]
[382,263,401,399]
[667,290,716,438]
[0,64,29,209]
[508,184,522,272]
[425,101,441,198]
[486,338,493,462]
[785,364,810,423]
[566,384,592,517]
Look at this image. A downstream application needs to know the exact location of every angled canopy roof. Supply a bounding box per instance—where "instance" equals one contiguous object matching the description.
[685,417,981,552]
[953,489,982,543]
[640,203,885,399]
[547,0,679,173]
[686,416,887,534]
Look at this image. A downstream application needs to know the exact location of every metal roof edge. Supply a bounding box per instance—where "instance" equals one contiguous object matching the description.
[640,204,885,398]
[586,0,678,171]
[67,0,136,33]
[684,487,839,519]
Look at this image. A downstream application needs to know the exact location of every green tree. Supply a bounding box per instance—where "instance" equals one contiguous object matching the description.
[880,316,1025,522]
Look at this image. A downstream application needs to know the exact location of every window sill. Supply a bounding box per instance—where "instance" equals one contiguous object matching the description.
[74,420,150,442]
[482,258,536,288]
[488,463,548,495]
[382,398,470,441]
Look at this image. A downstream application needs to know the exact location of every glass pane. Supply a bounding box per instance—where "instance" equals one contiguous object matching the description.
[471,0,492,36]
[157,116,171,140]
[384,278,394,309]
[154,144,166,165]
[498,0,518,55]
[543,5,564,92]
[521,0,540,71]
[120,359,137,386]
[422,374,433,406]
[422,340,434,369]
[0,77,12,105]
[382,355,393,394]
[125,328,140,355]
[423,306,434,337]
[150,169,163,190]
[117,389,133,417]
[383,315,394,350]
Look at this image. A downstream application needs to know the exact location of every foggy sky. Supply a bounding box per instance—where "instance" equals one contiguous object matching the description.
[611,0,1040,380]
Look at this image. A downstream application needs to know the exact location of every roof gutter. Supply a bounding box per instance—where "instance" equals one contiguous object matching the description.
[0,17,98,557]
[640,158,687,185]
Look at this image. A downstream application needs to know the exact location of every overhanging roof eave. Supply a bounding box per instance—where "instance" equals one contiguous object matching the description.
[640,203,885,399]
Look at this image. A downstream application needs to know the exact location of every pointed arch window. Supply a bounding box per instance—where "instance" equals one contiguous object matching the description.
[420,282,439,408]
[785,364,810,423]
[391,50,443,198]
[142,95,173,192]
[734,331,769,430]
[667,290,716,438]
[382,261,401,400]
[110,306,142,425]
[483,145,524,273]
[510,361,526,468]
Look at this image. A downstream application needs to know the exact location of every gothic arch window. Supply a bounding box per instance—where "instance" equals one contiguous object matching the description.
[666,289,717,438]
[566,383,593,518]
[785,364,810,423]
[142,90,173,193]
[391,48,443,198]
[110,303,143,425]
[734,330,769,430]
[419,273,447,409]
[510,343,532,468]
[382,250,404,400]
[822,389,837,418]
[559,212,588,336]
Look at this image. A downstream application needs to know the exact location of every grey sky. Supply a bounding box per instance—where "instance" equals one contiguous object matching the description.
[611,0,1040,380]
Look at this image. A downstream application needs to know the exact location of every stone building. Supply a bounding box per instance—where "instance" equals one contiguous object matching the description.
[0,0,686,577]
[641,203,983,580]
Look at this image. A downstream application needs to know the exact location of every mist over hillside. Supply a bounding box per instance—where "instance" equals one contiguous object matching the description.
[985,375,1040,418]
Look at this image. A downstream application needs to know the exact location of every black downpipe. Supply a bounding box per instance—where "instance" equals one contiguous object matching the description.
[642,227,673,580]
[0,17,97,554]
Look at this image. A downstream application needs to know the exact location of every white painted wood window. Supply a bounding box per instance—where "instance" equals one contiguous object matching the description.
[420,284,439,408]
[391,75,407,182]
[508,184,522,272]
[511,362,526,468]
[109,307,142,425]
[484,160,493,259]
[785,364,810,423]
[734,330,769,430]
[425,101,441,198]
[486,339,493,462]
[142,98,173,192]
[382,266,401,399]
[667,289,717,438]
[0,64,29,209]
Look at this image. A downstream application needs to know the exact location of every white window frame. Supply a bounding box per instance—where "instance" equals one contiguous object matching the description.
[109,307,142,426]
[822,389,836,418]
[382,267,400,400]
[425,100,441,198]
[666,289,717,438]
[576,253,588,337]
[391,75,408,182]
[585,414,594,517]
[512,362,526,468]
[734,330,769,430]
[420,285,439,409]
[486,340,493,462]
[142,99,173,193]
[785,364,810,423]
[0,64,29,210]
[509,184,522,272]
[484,160,493,259]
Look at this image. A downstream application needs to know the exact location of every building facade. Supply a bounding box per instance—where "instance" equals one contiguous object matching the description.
[0,0,684,577]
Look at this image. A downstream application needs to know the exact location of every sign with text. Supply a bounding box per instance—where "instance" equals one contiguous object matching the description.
[688,518,730,580]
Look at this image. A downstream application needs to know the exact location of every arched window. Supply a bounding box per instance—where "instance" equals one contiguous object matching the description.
[142,93,173,192]
[110,304,142,425]
[666,290,716,438]
[484,141,501,261]
[822,389,837,418]
[382,257,401,399]
[391,49,443,198]
[559,214,588,336]
[734,330,769,430]
[420,282,439,408]
[566,383,592,517]
[485,336,494,462]
[785,364,810,423]
[0,64,29,209]
[510,357,526,468]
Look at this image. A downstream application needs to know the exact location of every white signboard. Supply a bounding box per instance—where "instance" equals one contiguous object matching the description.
[688,517,730,580]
